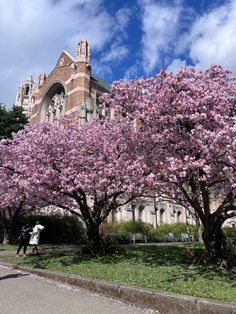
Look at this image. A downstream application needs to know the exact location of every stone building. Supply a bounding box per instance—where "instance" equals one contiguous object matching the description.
[15,39,110,124]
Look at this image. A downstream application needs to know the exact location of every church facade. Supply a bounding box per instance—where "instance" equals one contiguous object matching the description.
[15,40,110,124]
[16,39,235,229]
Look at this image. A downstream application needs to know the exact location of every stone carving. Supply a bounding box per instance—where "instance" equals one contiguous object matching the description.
[47,92,65,122]
[59,58,64,66]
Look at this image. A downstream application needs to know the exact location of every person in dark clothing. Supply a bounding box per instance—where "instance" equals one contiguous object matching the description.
[16,224,32,257]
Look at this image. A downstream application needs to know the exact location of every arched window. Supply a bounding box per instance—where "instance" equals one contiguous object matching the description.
[25,86,30,96]
[40,82,66,122]
[160,208,165,226]
[138,205,144,221]
[177,211,182,222]
[111,208,118,222]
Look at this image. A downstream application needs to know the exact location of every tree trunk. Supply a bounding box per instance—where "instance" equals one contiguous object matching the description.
[2,228,9,244]
[202,218,226,260]
[86,221,103,254]
[0,214,21,244]
[195,217,203,243]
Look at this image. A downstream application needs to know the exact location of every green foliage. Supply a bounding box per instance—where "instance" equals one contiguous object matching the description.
[0,215,86,244]
[0,104,7,137]
[115,221,154,236]
[223,227,236,244]
[100,221,155,244]
[156,223,197,242]
[223,238,236,266]
[103,232,131,246]
[0,105,28,139]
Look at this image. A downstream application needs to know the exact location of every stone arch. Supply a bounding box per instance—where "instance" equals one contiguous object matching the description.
[160,208,165,226]
[39,81,67,122]
[138,205,144,221]
[177,210,182,223]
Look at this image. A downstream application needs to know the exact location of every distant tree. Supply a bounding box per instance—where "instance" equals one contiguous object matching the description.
[0,104,7,139]
[101,65,236,263]
[3,106,28,139]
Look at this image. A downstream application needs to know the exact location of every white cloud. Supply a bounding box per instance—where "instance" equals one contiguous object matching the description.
[0,0,128,107]
[102,42,129,63]
[139,0,182,72]
[123,63,142,81]
[115,7,131,28]
[166,58,187,73]
[179,0,236,72]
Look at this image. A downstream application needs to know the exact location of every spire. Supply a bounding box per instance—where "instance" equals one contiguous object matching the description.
[26,75,34,84]
[38,72,47,87]
[76,39,91,65]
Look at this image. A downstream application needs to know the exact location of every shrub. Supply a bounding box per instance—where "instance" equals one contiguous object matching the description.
[115,221,154,235]
[223,227,236,244]
[103,232,131,246]
[100,221,156,243]
[156,223,197,242]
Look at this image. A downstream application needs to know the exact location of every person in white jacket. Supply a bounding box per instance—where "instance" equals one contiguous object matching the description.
[29,221,45,255]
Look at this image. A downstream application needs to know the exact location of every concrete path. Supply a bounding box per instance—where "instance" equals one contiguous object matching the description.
[0,265,157,314]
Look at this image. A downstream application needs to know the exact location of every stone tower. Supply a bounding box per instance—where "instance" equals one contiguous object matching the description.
[15,75,35,117]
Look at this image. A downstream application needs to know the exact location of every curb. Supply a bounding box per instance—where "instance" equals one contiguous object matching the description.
[1,262,236,314]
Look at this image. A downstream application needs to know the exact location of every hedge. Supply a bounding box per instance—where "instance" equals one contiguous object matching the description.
[0,215,86,244]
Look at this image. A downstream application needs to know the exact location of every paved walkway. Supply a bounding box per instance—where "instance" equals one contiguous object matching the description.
[0,265,157,314]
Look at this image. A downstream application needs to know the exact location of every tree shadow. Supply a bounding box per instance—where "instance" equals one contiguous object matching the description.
[69,245,236,288]
[0,273,29,281]
[71,245,191,266]
[10,244,236,289]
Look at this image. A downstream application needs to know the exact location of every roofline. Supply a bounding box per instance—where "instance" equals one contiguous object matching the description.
[62,50,76,62]
[91,74,111,91]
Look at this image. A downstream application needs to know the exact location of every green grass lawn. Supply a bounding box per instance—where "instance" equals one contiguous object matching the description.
[1,244,236,302]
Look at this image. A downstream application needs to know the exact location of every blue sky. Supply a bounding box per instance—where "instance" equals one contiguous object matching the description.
[1,0,236,107]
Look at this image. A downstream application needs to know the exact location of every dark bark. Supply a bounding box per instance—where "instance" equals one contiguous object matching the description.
[0,207,25,244]
[195,216,203,243]
[180,180,235,262]
[85,221,103,254]
[2,227,9,244]
[202,215,226,260]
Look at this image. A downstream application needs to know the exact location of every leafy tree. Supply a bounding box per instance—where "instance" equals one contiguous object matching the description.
[0,104,7,138]
[6,119,150,253]
[101,65,236,263]
[0,105,28,139]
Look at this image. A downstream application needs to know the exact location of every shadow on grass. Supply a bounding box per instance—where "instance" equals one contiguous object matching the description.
[4,244,236,288]
[69,245,236,287]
